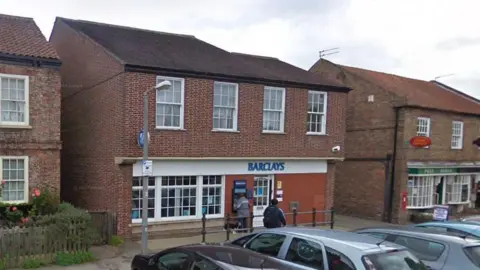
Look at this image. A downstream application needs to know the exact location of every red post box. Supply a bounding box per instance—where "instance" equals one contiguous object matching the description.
[401,192,408,211]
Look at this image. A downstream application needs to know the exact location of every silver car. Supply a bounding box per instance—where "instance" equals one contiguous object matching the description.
[228,227,428,270]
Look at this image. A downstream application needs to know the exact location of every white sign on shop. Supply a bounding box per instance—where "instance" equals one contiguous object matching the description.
[132,159,328,177]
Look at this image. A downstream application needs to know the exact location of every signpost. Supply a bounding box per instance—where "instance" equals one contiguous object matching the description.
[410,136,432,148]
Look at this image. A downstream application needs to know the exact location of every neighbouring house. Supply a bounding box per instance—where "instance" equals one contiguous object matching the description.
[49,17,351,238]
[310,59,480,224]
[0,14,62,204]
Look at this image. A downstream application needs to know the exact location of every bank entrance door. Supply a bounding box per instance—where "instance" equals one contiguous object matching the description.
[253,175,273,227]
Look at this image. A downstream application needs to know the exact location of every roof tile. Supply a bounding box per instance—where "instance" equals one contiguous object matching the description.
[58,17,346,89]
[0,13,59,59]
[341,65,480,115]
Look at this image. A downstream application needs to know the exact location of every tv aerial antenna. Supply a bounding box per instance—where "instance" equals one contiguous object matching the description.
[434,73,455,81]
[319,47,339,58]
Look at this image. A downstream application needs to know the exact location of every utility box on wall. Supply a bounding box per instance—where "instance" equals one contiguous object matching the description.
[290,201,299,211]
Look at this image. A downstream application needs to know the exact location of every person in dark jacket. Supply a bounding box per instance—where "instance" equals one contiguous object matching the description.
[263,198,286,228]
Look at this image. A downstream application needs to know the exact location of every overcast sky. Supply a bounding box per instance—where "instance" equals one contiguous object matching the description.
[2,0,479,98]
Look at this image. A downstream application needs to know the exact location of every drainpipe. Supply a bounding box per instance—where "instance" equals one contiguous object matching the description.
[387,107,400,223]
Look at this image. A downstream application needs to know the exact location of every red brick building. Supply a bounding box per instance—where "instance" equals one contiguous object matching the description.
[50,18,350,238]
[310,59,480,224]
[0,14,62,203]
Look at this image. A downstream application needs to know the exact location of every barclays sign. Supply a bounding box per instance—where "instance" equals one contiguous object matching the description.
[248,162,285,172]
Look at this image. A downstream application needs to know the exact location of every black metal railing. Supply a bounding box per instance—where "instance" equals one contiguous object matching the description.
[200,207,335,243]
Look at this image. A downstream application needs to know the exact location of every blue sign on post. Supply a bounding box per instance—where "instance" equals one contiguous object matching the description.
[137,128,150,149]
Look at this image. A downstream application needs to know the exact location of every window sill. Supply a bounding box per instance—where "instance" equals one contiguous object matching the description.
[306,132,327,136]
[451,147,463,150]
[130,215,225,226]
[447,201,470,205]
[406,206,434,210]
[212,129,240,133]
[262,131,285,135]
[154,127,186,131]
[0,125,32,129]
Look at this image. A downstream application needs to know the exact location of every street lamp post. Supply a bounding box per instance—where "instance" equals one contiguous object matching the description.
[141,80,172,254]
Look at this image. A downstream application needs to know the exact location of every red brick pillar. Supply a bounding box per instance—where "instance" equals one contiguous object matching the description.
[114,163,133,239]
[326,161,336,211]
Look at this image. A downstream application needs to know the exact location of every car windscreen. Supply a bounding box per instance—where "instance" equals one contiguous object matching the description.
[196,248,293,269]
[463,245,480,267]
[362,250,428,270]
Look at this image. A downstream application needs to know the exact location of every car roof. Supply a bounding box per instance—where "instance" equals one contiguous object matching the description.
[265,227,404,252]
[416,221,480,234]
[355,226,480,245]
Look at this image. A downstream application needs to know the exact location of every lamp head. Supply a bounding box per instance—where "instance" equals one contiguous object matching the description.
[156,80,171,90]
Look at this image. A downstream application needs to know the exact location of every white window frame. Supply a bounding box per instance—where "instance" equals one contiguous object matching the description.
[451,121,464,149]
[262,86,286,133]
[131,175,225,223]
[416,117,431,148]
[0,156,29,204]
[0,73,30,126]
[212,82,239,131]
[306,91,328,135]
[155,76,185,130]
[446,175,471,204]
[131,176,156,222]
[407,176,434,209]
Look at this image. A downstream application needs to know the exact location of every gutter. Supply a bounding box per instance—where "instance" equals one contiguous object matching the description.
[0,52,61,69]
[124,64,352,93]
[387,107,400,223]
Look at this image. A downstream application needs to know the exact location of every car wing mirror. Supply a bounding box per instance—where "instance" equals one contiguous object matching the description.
[148,258,156,266]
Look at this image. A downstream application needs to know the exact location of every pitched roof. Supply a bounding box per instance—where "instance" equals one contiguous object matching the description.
[58,17,347,89]
[340,64,480,115]
[0,14,59,59]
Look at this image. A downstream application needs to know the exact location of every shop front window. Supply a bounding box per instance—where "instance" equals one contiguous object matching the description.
[407,176,434,208]
[446,175,471,204]
[132,177,156,220]
[131,175,225,222]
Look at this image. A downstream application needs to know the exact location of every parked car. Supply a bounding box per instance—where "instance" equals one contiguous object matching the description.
[353,226,480,269]
[459,215,480,225]
[227,227,428,269]
[413,221,480,240]
[130,242,312,270]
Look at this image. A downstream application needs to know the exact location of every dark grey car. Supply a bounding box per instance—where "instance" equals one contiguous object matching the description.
[353,226,480,270]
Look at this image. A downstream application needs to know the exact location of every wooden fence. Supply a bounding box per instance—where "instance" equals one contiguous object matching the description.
[0,221,91,269]
[89,211,117,245]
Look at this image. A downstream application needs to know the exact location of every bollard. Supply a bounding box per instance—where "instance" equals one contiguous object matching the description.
[293,209,298,227]
[312,208,316,227]
[330,207,335,229]
[201,213,206,243]
[250,211,254,232]
[225,213,231,241]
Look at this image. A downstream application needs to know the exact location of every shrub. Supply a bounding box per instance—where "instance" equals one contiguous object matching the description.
[22,258,46,269]
[55,251,95,266]
[29,185,60,217]
[35,204,98,248]
[109,235,124,246]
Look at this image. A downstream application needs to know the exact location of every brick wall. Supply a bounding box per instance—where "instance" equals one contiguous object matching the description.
[123,73,348,158]
[49,19,128,229]
[311,60,480,223]
[0,63,61,196]
[51,20,347,236]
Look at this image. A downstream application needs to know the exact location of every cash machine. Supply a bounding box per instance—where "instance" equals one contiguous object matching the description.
[232,179,248,213]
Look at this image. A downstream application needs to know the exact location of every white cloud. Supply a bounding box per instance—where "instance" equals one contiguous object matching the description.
[1,0,479,97]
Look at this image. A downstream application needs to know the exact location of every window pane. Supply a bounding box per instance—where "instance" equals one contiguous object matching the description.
[2,158,26,201]
[160,176,198,218]
[286,237,325,269]
[392,235,445,261]
[246,233,286,257]
[131,176,155,220]
[201,175,222,216]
